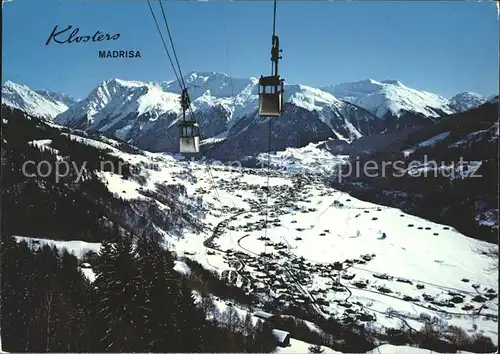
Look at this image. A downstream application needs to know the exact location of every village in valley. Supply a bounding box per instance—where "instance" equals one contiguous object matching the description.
[164,160,499,347]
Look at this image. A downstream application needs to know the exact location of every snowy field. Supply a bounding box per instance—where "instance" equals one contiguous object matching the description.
[14,236,101,259]
[21,135,499,347]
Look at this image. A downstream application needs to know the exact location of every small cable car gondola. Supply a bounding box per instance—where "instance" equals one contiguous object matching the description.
[259,74,284,117]
[258,1,284,118]
[178,88,200,153]
[179,120,200,153]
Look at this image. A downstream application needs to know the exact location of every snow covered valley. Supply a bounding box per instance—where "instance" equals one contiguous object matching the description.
[2,105,498,353]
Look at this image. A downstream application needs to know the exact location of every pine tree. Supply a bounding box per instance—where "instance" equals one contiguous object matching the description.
[1,236,92,352]
[243,311,254,336]
[0,235,29,351]
[172,278,205,352]
[134,235,155,350]
[135,234,176,351]
[241,311,256,349]
[200,291,216,320]
[251,320,277,352]
[56,250,92,352]
[31,245,61,352]
[134,235,202,352]
[222,305,241,333]
[93,232,143,351]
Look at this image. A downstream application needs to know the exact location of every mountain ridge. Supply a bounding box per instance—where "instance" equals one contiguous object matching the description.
[1,73,490,157]
[3,73,489,122]
[1,80,73,120]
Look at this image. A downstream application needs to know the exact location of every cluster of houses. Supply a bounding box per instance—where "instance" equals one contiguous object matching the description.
[197,167,381,327]
[219,239,386,318]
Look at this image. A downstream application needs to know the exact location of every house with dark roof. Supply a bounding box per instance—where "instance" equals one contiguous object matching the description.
[272,329,290,347]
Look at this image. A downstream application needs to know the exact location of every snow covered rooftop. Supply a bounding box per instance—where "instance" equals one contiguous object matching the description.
[272,329,290,343]
[253,310,276,319]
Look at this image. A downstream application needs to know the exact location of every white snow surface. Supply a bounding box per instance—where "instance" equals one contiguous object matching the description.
[417,131,451,147]
[255,142,350,175]
[14,236,101,258]
[275,339,342,353]
[27,139,61,157]
[277,341,488,353]
[174,260,191,276]
[80,268,96,283]
[367,344,492,354]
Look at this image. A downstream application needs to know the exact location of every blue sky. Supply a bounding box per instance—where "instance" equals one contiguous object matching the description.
[2,0,499,99]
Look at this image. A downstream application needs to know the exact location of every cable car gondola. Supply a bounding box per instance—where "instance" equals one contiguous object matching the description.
[259,73,284,117]
[258,1,284,118]
[178,88,200,153]
[179,120,200,153]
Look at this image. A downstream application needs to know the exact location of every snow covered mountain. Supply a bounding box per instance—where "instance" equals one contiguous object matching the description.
[488,94,499,104]
[55,78,182,131]
[1,81,75,120]
[54,73,385,156]
[449,91,488,113]
[35,89,79,108]
[322,79,454,120]
[160,71,258,100]
[5,73,491,159]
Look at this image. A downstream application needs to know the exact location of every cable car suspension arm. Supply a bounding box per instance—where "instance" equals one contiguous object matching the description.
[270,0,282,79]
